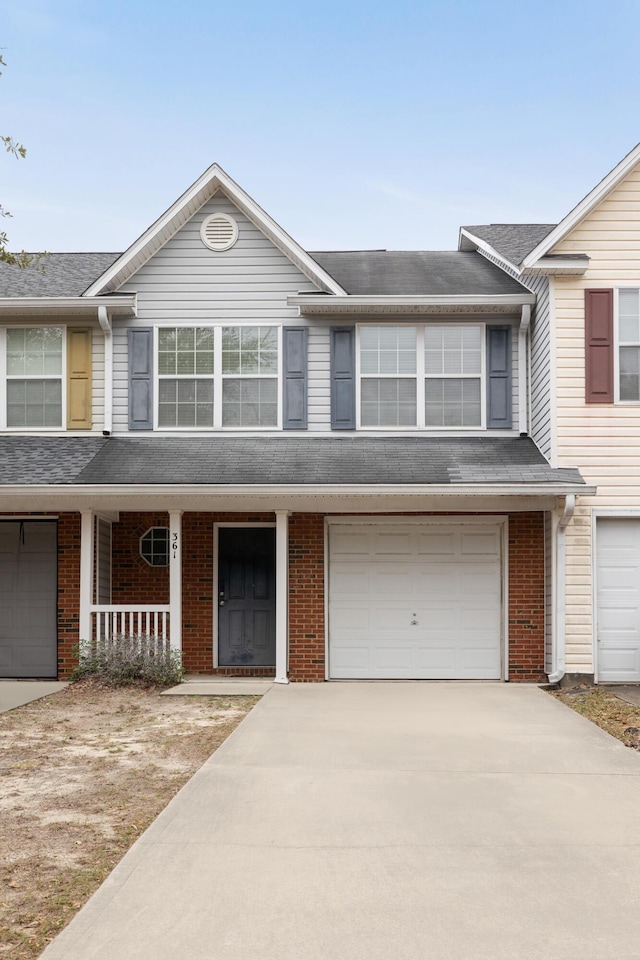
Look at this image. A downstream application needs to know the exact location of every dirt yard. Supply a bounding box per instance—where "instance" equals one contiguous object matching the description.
[553,686,640,749]
[0,682,259,960]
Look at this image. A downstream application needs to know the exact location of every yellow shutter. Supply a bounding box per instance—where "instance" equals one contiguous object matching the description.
[67,328,92,429]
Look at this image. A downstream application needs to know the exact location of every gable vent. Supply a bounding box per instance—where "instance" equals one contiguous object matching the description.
[200,213,239,251]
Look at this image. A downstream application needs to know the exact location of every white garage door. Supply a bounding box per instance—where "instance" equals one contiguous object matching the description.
[596,519,640,682]
[328,522,503,680]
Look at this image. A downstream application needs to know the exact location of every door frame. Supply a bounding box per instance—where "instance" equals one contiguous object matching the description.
[212,522,276,669]
[324,515,509,681]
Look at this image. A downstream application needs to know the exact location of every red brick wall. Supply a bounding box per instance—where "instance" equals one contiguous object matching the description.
[288,514,325,681]
[507,512,546,681]
[55,509,546,682]
[57,512,81,679]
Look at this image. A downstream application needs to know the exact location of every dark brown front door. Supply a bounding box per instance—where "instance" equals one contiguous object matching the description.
[217,528,276,667]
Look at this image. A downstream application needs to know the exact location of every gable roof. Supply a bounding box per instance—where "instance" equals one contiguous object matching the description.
[521,141,640,269]
[0,250,532,300]
[82,164,347,298]
[310,251,529,296]
[459,225,556,268]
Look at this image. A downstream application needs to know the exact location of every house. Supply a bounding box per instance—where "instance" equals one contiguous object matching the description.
[461,142,640,684]
[0,165,591,683]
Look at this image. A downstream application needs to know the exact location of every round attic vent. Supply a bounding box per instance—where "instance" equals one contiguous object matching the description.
[200,213,238,251]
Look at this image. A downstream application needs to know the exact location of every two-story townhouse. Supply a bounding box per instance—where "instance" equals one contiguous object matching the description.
[0,165,589,683]
[461,142,640,685]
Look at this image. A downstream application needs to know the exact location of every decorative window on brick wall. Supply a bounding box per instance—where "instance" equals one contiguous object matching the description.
[140,527,169,567]
[156,326,280,429]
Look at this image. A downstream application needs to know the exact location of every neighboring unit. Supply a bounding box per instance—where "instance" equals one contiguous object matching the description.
[461,142,640,683]
[0,164,592,682]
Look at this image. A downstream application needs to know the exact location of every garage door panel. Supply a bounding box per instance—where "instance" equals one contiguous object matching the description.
[329,522,502,680]
[597,520,640,681]
[0,521,57,678]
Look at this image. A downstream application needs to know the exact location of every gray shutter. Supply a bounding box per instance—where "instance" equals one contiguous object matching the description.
[128,328,153,430]
[283,326,308,429]
[330,327,355,430]
[486,325,512,428]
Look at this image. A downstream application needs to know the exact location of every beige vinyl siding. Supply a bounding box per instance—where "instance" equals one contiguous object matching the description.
[551,164,640,672]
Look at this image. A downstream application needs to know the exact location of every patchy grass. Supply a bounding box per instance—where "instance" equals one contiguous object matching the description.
[0,681,259,960]
[553,686,640,748]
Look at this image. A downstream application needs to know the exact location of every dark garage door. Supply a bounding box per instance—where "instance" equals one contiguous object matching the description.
[0,521,57,678]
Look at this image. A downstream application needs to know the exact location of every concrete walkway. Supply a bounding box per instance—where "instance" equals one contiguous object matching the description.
[0,680,68,713]
[40,682,640,960]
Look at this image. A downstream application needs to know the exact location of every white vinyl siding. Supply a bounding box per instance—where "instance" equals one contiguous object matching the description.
[527,274,553,461]
[549,165,640,673]
[91,328,105,433]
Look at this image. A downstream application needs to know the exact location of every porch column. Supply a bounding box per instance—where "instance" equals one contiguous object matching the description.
[169,510,183,653]
[79,510,94,645]
[274,510,289,684]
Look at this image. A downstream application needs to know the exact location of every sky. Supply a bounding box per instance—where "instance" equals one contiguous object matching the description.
[2,0,640,254]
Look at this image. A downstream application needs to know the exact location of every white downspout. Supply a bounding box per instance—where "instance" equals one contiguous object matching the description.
[518,304,531,436]
[548,494,575,684]
[97,306,113,436]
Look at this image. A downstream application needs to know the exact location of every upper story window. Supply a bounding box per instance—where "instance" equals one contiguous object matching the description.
[156,325,280,429]
[618,289,640,401]
[357,324,485,429]
[2,327,64,428]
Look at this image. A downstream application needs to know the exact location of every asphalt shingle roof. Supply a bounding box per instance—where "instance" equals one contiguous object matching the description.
[0,436,585,487]
[461,225,557,267]
[0,254,120,297]
[0,250,531,299]
[310,251,529,296]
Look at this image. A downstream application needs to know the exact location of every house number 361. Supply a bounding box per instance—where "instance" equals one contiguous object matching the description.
[172,532,179,559]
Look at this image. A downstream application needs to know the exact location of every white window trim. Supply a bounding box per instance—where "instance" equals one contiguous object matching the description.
[355,322,486,430]
[0,325,67,431]
[154,324,282,431]
[614,286,640,405]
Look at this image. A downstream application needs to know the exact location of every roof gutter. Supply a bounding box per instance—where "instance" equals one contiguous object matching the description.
[288,293,536,315]
[548,494,576,685]
[0,482,596,498]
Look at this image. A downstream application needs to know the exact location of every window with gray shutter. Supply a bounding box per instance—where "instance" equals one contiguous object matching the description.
[128,328,153,430]
[283,327,308,429]
[330,327,355,430]
[486,325,512,428]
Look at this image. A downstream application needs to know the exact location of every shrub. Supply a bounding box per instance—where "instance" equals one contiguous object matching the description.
[73,634,184,688]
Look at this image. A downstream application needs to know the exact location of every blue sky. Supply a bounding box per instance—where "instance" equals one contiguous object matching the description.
[2,0,640,253]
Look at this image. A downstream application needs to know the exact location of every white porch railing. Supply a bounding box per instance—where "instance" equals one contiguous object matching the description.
[90,605,171,642]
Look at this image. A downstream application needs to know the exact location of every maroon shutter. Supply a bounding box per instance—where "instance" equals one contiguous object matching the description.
[585,288,614,403]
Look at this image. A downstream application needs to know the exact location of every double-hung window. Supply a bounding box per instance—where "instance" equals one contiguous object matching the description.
[156,325,280,429]
[357,324,485,428]
[2,327,64,428]
[618,289,640,402]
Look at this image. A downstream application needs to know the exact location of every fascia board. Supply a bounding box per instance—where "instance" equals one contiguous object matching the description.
[288,293,536,308]
[83,164,347,298]
[522,257,589,277]
[458,229,521,274]
[0,482,596,497]
[0,296,136,316]
[522,142,640,269]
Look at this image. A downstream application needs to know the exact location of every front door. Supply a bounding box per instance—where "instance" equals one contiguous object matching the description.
[217,527,276,668]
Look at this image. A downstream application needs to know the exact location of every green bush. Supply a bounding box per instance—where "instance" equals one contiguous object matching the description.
[73,634,184,688]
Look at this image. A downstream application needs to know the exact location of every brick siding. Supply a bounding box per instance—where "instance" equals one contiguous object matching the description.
[507,512,546,681]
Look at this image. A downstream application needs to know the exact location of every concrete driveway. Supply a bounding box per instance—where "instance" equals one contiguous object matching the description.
[40,682,640,960]
[0,680,68,713]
